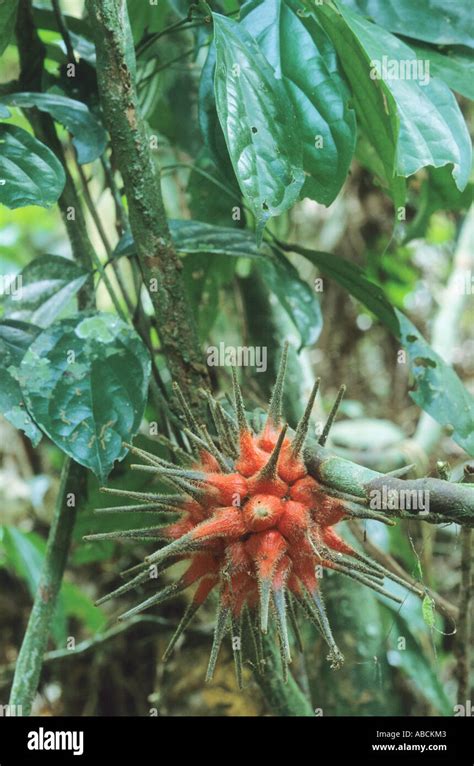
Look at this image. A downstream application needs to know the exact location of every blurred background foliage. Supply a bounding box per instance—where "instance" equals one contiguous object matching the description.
[0,0,472,716]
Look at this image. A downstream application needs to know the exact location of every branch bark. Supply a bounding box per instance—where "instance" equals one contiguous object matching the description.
[86,0,209,413]
[304,439,474,527]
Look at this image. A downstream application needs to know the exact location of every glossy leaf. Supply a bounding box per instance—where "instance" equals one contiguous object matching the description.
[315,4,404,206]
[0,0,19,55]
[1,92,108,164]
[0,320,42,445]
[240,0,356,205]
[212,13,304,232]
[400,41,474,100]
[1,255,90,327]
[340,0,474,47]
[332,4,472,191]
[0,124,65,209]
[17,313,151,482]
[397,311,474,456]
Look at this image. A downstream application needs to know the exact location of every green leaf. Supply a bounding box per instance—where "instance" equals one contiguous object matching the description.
[401,41,474,100]
[397,310,474,456]
[172,219,264,258]
[293,244,400,336]
[0,319,42,445]
[316,3,403,205]
[240,0,356,205]
[340,0,474,47]
[212,13,304,232]
[0,0,19,56]
[114,220,264,260]
[1,92,108,164]
[0,124,66,209]
[17,313,152,482]
[332,3,472,191]
[1,255,90,327]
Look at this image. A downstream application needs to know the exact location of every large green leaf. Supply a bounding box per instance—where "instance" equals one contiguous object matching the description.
[16,313,151,482]
[1,255,90,327]
[0,0,19,55]
[0,124,65,208]
[340,0,474,47]
[1,92,108,164]
[402,41,474,101]
[332,3,472,191]
[212,13,304,233]
[0,319,42,445]
[315,3,404,206]
[240,0,356,205]
[397,311,474,456]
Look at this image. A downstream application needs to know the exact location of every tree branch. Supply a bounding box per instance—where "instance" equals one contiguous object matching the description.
[304,439,474,527]
[86,0,209,413]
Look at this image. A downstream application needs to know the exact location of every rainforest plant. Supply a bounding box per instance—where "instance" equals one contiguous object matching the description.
[0,0,472,717]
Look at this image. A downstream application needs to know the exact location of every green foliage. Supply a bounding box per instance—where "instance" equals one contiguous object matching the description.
[340,0,474,47]
[0,525,106,641]
[331,4,471,191]
[0,255,90,327]
[1,93,107,164]
[0,125,65,209]
[15,313,151,481]
[397,311,474,456]
[0,319,42,445]
[213,13,305,233]
[0,0,19,56]
[240,0,356,205]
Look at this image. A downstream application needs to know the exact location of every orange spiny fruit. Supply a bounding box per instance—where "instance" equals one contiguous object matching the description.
[88,344,406,686]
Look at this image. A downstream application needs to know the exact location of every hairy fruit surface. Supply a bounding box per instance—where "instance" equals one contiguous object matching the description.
[88,346,411,685]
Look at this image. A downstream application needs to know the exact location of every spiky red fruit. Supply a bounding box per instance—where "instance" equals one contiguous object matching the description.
[89,348,409,685]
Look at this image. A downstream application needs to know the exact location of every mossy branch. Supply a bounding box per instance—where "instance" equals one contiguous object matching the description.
[86,0,209,413]
[304,439,474,527]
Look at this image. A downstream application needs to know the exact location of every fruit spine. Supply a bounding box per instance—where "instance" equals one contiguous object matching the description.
[87,345,413,685]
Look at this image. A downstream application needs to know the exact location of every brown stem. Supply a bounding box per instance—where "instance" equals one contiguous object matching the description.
[86,0,209,414]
